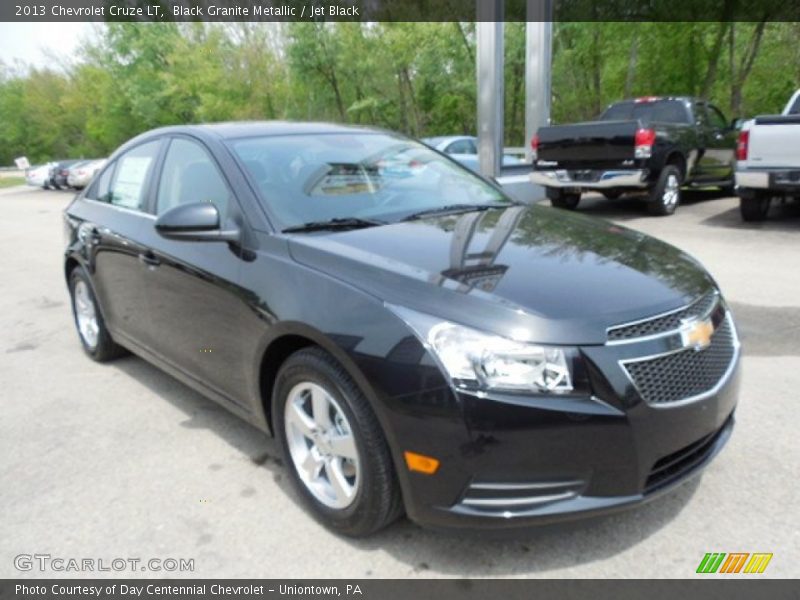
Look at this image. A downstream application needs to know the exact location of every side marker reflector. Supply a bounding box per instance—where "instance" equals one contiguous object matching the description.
[404,451,440,475]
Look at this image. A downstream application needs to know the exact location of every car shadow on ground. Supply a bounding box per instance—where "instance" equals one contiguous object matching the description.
[699,198,800,231]
[110,352,701,576]
[553,189,732,222]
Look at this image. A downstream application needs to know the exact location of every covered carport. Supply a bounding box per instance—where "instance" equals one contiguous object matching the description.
[477,0,552,202]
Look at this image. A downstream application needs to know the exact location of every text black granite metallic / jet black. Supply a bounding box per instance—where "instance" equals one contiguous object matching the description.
[64,122,740,536]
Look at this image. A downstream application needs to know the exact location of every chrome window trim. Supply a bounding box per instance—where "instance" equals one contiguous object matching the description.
[606,290,719,346]
[83,196,157,220]
[619,313,740,409]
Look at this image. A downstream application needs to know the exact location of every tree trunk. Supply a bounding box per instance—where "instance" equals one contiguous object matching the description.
[625,28,639,98]
[700,21,731,99]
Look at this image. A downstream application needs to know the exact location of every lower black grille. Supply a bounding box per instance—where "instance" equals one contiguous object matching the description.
[624,316,736,405]
[645,417,732,493]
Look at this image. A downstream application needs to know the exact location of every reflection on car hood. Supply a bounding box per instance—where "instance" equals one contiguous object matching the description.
[287,205,715,344]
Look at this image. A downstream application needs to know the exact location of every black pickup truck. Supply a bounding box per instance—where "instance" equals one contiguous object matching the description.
[530,97,738,215]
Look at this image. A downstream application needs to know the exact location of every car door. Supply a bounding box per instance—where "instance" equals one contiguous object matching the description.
[76,140,163,350]
[705,103,737,181]
[696,103,736,182]
[136,135,257,407]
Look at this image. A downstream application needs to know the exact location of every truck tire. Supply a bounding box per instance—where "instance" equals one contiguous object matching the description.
[740,195,771,222]
[549,190,581,210]
[647,165,682,216]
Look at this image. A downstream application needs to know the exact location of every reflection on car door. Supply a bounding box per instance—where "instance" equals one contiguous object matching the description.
[80,140,162,350]
[137,136,260,408]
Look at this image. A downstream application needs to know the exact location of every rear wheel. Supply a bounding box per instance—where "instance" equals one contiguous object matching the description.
[740,195,771,222]
[69,267,127,362]
[273,347,402,537]
[549,190,581,210]
[647,165,682,216]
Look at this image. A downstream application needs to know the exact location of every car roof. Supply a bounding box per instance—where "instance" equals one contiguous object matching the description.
[423,135,473,145]
[138,121,382,141]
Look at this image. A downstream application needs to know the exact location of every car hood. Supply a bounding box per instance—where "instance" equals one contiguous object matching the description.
[287,205,715,345]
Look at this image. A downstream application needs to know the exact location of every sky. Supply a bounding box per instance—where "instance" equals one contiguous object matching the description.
[0,23,97,69]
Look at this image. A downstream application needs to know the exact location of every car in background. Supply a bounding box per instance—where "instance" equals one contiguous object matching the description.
[531,97,738,216]
[422,135,523,173]
[26,164,53,188]
[735,89,800,221]
[67,159,106,190]
[48,160,81,190]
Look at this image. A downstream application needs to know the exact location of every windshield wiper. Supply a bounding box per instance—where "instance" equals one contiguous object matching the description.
[282,217,386,234]
[400,203,508,222]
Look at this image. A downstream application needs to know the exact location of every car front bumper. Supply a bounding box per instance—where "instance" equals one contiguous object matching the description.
[390,313,741,530]
[531,168,649,190]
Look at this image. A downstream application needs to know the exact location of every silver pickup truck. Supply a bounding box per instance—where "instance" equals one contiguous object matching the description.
[735,90,800,221]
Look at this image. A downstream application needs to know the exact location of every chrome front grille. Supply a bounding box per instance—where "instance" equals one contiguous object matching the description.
[623,315,738,406]
[607,291,718,342]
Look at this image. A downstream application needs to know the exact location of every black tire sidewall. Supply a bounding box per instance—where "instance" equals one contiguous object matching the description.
[272,348,400,536]
[550,192,581,210]
[649,166,681,216]
[740,195,771,222]
[68,267,119,361]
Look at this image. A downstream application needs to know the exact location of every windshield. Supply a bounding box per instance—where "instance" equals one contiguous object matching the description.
[229,132,511,229]
[600,100,691,124]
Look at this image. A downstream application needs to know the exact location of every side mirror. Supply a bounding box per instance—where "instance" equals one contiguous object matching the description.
[155,202,240,243]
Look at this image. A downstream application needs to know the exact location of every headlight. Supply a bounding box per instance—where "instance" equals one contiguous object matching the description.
[388,305,574,394]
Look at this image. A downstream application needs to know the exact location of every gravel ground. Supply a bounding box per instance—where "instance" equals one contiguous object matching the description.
[1,186,798,579]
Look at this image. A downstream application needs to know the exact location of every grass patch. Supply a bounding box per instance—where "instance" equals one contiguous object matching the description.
[0,177,25,188]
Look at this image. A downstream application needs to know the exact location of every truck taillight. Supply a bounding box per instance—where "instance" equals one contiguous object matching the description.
[531,134,540,160]
[736,130,749,161]
[634,127,656,159]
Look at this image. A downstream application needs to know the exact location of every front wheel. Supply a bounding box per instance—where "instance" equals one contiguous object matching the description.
[647,166,682,216]
[273,347,402,537]
[740,195,771,222]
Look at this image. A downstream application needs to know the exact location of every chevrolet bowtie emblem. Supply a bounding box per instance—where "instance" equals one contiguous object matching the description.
[681,318,715,351]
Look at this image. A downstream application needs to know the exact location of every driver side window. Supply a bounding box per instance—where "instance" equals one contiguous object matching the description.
[156,138,232,219]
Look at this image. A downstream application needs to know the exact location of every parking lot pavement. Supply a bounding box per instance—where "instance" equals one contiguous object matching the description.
[1,186,798,579]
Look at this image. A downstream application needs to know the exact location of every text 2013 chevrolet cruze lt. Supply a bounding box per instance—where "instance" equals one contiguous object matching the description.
[64,123,740,536]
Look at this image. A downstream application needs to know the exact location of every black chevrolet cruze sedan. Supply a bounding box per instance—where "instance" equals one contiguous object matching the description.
[63,122,740,536]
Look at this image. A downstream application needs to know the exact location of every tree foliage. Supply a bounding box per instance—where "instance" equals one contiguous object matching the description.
[0,21,797,165]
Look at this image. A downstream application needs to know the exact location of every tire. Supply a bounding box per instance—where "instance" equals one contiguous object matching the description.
[549,190,581,210]
[647,165,682,216]
[68,267,127,362]
[602,190,623,200]
[740,195,771,222]
[273,347,402,537]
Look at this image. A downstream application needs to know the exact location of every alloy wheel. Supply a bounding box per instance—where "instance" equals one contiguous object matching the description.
[74,280,99,349]
[662,173,679,209]
[284,382,360,509]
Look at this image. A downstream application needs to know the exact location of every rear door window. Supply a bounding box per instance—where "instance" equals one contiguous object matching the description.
[106,141,161,211]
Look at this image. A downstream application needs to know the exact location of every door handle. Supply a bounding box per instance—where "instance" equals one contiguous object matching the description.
[138,251,161,268]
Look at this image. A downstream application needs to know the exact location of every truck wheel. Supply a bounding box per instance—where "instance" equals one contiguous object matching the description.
[647,166,681,216]
[740,195,771,222]
[549,191,581,210]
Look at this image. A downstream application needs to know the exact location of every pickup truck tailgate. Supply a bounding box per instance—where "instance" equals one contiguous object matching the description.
[538,120,638,163]
[748,115,800,168]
